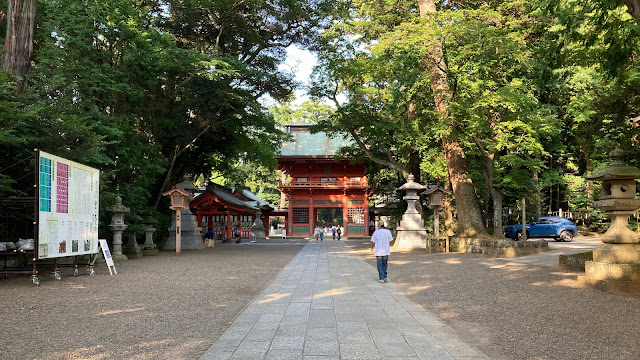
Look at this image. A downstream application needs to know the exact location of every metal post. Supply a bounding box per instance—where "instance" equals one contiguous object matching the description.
[521,197,527,241]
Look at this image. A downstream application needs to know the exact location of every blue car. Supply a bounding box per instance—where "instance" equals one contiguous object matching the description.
[504,216,577,242]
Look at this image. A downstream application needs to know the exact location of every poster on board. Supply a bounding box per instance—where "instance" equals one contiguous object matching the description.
[37,150,100,259]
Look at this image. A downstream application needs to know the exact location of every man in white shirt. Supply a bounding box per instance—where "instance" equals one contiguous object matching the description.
[370,221,394,283]
[314,226,321,241]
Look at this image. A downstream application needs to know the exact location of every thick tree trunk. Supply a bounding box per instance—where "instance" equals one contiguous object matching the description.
[1,0,37,91]
[626,0,640,26]
[419,0,487,237]
[489,187,503,238]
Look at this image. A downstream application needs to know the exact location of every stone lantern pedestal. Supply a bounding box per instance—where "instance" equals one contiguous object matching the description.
[251,209,266,242]
[107,196,129,262]
[393,174,428,250]
[142,215,159,256]
[578,147,640,295]
[123,215,144,259]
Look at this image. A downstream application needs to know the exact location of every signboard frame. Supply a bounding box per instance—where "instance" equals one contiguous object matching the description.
[36,150,100,260]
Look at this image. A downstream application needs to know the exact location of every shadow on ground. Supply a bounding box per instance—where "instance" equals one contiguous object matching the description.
[344,237,640,360]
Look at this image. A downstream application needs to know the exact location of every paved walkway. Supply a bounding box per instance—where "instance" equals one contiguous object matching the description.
[200,240,487,359]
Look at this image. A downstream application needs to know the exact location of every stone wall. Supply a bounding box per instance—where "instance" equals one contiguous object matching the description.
[441,237,549,258]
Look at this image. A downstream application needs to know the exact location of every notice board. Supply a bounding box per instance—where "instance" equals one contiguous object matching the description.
[37,151,100,259]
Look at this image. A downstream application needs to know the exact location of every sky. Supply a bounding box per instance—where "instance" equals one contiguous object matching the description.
[279,45,318,105]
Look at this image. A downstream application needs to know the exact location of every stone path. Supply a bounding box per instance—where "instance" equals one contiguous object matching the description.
[200,240,488,360]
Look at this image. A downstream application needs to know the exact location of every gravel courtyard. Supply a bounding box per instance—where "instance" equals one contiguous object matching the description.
[2,237,640,360]
[0,241,303,360]
[347,238,640,360]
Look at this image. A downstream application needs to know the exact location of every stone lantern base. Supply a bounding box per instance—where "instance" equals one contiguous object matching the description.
[578,243,640,295]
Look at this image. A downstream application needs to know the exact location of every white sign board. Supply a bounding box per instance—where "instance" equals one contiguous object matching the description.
[37,151,100,259]
[99,239,115,267]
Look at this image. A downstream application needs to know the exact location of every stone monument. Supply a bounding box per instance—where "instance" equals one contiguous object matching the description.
[142,214,159,256]
[165,176,205,251]
[393,174,428,250]
[107,196,129,262]
[578,147,640,295]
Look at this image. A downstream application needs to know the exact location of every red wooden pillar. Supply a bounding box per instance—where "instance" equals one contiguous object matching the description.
[207,214,213,230]
[287,193,292,236]
[226,211,231,241]
[308,189,314,236]
[342,189,349,234]
[364,190,370,236]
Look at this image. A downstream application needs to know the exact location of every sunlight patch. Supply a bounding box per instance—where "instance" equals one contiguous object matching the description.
[97,307,145,316]
[258,292,292,303]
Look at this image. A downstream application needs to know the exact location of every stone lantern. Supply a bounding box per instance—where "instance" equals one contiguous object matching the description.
[424,185,452,251]
[394,174,428,250]
[578,147,640,294]
[251,206,266,242]
[142,214,159,256]
[107,196,129,262]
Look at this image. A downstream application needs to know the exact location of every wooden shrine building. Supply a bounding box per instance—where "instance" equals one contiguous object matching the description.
[277,123,373,237]
[189,183,271,240]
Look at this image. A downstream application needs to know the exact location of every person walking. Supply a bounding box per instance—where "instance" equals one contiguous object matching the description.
[314,226,321,241]
[336,225,342,241]
[234,224,241,243]
[319,226,325,241]
[370,221,394,283]
[331,226,336,240]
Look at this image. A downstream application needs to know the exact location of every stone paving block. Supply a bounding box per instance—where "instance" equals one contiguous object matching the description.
[265,348,304,360]
[414,347,455,360]
[336,311,366,322]
[270,335,305,349]
[309,309,336,328]
[264,303,289,314]
[230,340,270,358]
[252,320,280,331]
[245,328,277,342]
[413,313,443,326]
[233,311,262,324]
[404,334,441,349]
[200,349,233,360]
[304,340,340,356]
[375,339,418,357]
[306,327,338,341]
[257,312,285,323]
[443,342,483,357]
[369,328,404,343]
[280,313,309,325]
[276,324,307,337]
[339,343,381,359]
[218,324,252,340]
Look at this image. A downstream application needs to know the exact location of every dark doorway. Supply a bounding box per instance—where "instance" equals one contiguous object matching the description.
[316,208,343,227]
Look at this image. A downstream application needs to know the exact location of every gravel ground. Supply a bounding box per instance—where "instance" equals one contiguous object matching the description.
[346,238,640,360]
[0,241,303,360]
[3,236,640,360]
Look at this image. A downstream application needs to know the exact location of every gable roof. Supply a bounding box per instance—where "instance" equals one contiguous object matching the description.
[279,123,351,157]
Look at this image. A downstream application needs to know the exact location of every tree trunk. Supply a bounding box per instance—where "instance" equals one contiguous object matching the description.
[419,0,487,237]
[444,181,455,236]
[1,0,37,91]
[489,186,503,238]
[626,0,640,26]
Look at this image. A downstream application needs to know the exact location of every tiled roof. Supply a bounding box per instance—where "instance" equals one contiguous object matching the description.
[279,124,351,157]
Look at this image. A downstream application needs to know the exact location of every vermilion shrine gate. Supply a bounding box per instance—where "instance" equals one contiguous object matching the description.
[277,123,373,237]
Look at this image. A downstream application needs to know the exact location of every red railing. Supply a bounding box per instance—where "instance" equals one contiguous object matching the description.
[279,180,367,187]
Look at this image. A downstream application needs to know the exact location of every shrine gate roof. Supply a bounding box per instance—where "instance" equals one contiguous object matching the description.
[191,183,259,212]
[279,123,351,157]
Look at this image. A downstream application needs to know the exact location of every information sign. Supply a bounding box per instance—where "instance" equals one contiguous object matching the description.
[37,151,100,259]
